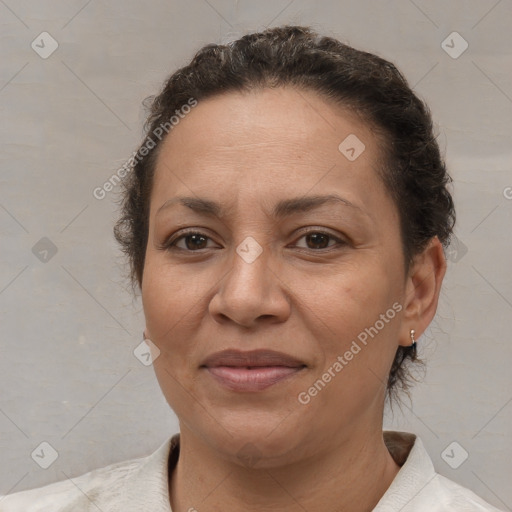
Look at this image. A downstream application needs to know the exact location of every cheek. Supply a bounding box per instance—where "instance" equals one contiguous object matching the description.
[305,262,390,332]
[141,259,202,348]
[141,264,201,404]
[303,260,401,375]
[301,281,399,412]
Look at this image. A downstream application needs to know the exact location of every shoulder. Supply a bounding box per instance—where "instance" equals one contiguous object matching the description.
[428,473,505,512]
[0,457,143,512]
[0,435,177,512]
[378,431,504,512]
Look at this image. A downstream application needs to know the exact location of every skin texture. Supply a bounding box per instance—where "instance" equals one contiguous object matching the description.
[141,87,447,512]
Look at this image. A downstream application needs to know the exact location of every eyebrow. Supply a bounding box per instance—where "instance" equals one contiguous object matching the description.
[156,194,369,219]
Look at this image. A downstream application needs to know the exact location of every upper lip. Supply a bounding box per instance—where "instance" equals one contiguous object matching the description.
[201,349,306,368]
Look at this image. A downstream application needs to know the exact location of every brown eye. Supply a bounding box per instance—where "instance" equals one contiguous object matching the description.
[295,231,344,250]
[181,233,209,250]
[164,231,217,251]
[305,233,330,249]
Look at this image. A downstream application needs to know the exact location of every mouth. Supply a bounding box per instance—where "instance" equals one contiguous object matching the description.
[200,349,307,392]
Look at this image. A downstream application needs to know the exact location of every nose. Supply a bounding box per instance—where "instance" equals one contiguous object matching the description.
[208,241,291,328]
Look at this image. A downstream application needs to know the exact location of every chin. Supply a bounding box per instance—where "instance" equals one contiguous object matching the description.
[194,411,309,467]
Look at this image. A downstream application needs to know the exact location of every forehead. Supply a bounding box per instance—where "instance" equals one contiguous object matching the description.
[150,87,392,220]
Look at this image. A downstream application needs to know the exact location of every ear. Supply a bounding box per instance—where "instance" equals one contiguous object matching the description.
[398,236,447,347]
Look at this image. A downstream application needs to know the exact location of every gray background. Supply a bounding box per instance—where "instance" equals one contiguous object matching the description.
[0,0,511,509]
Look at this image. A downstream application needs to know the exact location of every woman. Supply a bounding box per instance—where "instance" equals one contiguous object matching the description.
[1,25,503,511]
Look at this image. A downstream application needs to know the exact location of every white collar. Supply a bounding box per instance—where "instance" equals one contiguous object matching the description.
[119,431,427,510]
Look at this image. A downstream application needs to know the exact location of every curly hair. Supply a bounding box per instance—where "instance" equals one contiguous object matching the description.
[113,25,455,401]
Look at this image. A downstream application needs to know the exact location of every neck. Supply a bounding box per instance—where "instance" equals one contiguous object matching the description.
[169,425,401,512]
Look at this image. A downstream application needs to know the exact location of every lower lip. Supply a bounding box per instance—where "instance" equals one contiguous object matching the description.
[204,366,305,391]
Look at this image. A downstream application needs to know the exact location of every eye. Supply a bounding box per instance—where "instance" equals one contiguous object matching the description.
[164,230,218,251]
[293,230,345,250]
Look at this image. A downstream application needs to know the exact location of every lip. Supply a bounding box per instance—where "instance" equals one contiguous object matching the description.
[201,349,306,368]
[201,349,307,392]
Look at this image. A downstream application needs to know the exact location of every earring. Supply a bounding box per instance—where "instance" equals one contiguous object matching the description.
[410,329,417,355]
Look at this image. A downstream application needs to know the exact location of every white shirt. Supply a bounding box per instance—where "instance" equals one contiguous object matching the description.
[0,431,504,511]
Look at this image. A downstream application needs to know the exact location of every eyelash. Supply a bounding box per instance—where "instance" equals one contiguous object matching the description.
[161,228,347,253]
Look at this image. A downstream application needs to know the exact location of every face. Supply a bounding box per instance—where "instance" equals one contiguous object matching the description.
[142,87,409,467]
